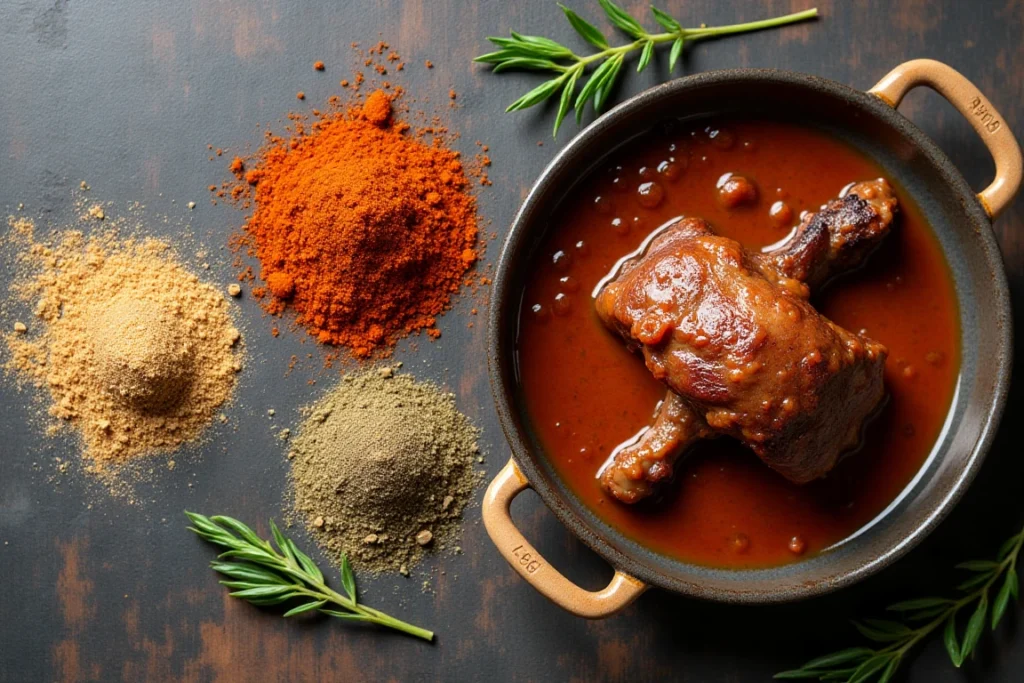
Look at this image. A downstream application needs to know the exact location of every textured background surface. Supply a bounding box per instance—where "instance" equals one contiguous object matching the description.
[1,1,1023,681]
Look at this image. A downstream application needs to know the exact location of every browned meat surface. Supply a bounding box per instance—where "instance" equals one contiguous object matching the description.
[762,179,897,290]
[596,180,897,503]
[599,392,712,503]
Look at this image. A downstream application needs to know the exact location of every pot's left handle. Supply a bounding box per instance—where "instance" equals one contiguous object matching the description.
[869,58,1022,218]
[482,459,647,618]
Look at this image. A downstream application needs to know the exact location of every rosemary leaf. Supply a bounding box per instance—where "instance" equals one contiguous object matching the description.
[594,53,624,112]
[575,55,619,122]
[283,600,327,617]
[650,6,681,32]
[558,4,609,49]
[270,519,297,566]
[773,670,830,680]
[906,604,954,621]
[493,57,567,74]
[509,31,576,59]
[340,555,358,602]
[852,621,907,643]
[506,77,564,112]
[958,571,995,591]
[992,572,1014,629]
[597,0,646,38]
[668,37,684,72]
[847,653,892,683]
[886,597,951,611]
[957,559,1000,572]
[637,40,655,73]
[957,592,988,663]
[475,49,532,65]
[944,613,960,664]
[290,539,325,584]
[320,610,374,621]
[877,657,900,683]
[554,68,581,136]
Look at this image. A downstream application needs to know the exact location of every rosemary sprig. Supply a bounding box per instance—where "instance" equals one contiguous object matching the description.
[776,524,1024,682]
[185,511,434,641]
[475,2,818,136]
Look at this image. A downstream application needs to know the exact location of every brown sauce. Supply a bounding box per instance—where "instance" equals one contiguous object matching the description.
[516,120,960,568]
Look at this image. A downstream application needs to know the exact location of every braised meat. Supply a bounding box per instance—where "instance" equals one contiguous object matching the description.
[596,180,897,503]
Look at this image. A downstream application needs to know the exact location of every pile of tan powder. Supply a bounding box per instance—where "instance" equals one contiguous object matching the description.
[3,216,243,465]
[290,370,481,574]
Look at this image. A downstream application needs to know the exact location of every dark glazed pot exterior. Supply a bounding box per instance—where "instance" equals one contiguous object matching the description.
[484,61,1019,611]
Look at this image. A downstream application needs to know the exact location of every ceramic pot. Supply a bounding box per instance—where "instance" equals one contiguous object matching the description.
[483,60,1021,616]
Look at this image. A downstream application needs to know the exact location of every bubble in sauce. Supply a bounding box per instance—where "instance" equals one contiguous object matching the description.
[788,536,807,555]
[657,158,686,181]
[636,181,664,209]
[553,292,572,316]
[530,303,550,323]
[559,275,580,293]
[769,200,794,229]
[552,250,572,271]
[709,128,735,150]
[731,533,751,554]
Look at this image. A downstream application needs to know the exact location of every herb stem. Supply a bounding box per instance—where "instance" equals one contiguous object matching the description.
[776,523,1024,681]
[573,9,818,68]
[892,527,1024,656]
[186,512,434,641]
[476,3,818,136]
[681,9,821,41]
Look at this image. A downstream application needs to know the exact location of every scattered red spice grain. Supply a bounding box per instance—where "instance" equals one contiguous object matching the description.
[230,157,245,176]
[314,61,325,71]
[340,79,350,88]
[362,91,393,126]
[425,60,433,69]
[449,89,457,100]
[216,148,223,156]
[297,91,305,100]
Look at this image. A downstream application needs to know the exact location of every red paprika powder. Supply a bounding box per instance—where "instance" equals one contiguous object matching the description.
[234,90,479,357]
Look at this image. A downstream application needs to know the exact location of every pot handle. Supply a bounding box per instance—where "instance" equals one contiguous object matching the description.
[868,59,1022,219]
[482,458,648,618]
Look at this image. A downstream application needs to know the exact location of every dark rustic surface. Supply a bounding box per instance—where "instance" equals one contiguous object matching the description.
[1,1,1023,681]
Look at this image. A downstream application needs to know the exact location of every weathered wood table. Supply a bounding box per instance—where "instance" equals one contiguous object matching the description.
[1,1,1022,680]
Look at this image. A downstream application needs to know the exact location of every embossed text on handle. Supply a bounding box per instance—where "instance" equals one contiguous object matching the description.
[969,96,1002,133]
[511,544,543,574]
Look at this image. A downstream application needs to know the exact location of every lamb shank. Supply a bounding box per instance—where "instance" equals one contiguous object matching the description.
[596,179,898,503]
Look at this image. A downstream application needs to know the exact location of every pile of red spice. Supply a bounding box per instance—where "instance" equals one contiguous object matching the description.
[229,88,479,357]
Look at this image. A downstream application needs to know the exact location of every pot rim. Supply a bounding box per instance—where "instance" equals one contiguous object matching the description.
[486,66,1013,603]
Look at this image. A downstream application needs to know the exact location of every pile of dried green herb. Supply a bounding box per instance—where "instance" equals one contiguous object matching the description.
[289,369,481,574]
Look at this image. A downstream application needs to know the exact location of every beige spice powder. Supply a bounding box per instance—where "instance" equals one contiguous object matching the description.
[3,216,243,465]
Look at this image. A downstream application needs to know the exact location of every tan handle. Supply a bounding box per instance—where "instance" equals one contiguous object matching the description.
[869,59,1022,218]
[482,459,647,618]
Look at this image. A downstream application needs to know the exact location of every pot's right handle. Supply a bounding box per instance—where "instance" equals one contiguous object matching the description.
[869,58,1023,219]
[482,459,648,618]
